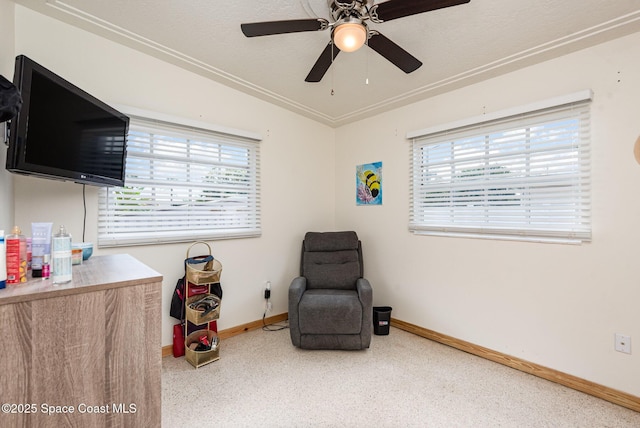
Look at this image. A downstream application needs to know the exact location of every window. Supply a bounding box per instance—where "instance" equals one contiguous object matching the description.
[408,91,592,244]
[99,115,261,247]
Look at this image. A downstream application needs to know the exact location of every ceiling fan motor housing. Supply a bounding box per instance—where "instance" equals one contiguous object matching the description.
[329,0,374,23]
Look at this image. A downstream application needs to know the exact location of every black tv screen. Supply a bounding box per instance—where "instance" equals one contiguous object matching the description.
[6,55,128,187]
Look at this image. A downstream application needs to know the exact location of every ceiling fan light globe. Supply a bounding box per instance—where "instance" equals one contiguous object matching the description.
[333,22,367,52]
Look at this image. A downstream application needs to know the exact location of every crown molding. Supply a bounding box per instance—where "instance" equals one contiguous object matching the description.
[17,1,640,128]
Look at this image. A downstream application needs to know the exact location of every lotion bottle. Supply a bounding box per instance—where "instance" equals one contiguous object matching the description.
[31,222,53,278]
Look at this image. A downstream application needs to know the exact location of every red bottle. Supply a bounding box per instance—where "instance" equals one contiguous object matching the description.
[6,226,26,284]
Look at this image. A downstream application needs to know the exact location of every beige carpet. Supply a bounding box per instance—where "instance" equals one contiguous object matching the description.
[162,327,640,427]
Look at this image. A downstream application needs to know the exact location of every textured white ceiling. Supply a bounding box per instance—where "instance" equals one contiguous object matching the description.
[15,0,640,126]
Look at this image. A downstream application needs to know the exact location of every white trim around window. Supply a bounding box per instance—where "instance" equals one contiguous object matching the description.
[98,109,262,247]
[407,90,593,244]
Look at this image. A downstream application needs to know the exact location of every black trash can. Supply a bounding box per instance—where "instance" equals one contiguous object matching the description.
[373,306,392,335]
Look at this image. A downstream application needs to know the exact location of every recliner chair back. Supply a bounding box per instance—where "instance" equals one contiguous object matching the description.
[301,231,363,290]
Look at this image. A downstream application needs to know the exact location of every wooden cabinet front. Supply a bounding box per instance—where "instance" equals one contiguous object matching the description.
[0,254,162,428]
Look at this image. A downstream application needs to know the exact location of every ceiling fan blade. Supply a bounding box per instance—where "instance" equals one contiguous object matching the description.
[305,43,341,83]
[373,0,470,22]
[241,18,329,37]
[367,32,422,74]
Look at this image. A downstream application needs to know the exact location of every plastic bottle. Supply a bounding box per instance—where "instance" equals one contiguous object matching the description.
[26,237,32,271]
[42,254,50,280]
[5,229,18,284]
[6,226,27,284]
[0,230,6,289]
[51,225,72,284]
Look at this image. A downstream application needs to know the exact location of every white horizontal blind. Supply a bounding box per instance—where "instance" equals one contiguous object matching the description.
[410,98,591,243]
[99,117,260,247]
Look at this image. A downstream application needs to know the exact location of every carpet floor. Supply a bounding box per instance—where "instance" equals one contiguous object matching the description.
[162,326,640,427]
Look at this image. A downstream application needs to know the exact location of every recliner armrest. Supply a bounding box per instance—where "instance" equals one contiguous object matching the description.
[289,276,307,305]
[357,278,373,349]
[288,276,307,347]
[356,278,373,306]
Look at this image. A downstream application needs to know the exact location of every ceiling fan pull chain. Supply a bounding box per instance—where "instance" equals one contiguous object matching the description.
[365,33,369,85]
[331,42,335,95]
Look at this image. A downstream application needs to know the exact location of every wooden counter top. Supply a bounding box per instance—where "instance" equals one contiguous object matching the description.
[0,253,162,306]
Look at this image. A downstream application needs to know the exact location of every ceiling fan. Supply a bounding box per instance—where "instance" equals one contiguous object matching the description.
[241,0,471,82]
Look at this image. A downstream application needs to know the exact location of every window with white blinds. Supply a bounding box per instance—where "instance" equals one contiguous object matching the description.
[409,92,592,244]
[98,116,261,247]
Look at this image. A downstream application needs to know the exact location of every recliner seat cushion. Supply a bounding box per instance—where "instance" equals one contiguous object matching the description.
[298,289,362,335]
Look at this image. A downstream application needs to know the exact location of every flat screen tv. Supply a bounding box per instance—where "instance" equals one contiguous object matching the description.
[6,55,128,187]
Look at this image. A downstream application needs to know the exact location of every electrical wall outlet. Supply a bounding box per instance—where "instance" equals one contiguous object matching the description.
[263,281,271,300]
[264,281,273,314]
[614,333,631,354]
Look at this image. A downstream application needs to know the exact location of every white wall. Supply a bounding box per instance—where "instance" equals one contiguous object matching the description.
[0,0,15,232]
[335,32,640,396]
[12,6,335,347]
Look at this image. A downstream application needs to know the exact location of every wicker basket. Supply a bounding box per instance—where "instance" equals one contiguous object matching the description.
[185,329,220,368]
[185,241,222,285]
[185,293,221,325]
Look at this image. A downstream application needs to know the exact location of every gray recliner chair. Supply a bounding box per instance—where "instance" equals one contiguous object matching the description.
[288,231,373,350]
